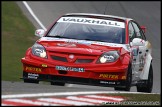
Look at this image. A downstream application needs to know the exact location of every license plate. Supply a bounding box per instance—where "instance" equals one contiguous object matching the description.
[55,66,84,72]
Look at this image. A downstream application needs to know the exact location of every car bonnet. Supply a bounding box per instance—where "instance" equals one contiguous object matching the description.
[37,37,130,55]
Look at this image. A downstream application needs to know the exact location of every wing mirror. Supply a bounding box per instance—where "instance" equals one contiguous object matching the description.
[140,26,146,33]
[35,29,45,37]
[131,38,145,46]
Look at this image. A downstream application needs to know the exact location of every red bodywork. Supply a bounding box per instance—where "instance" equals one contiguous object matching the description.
[21,14,132,87]
[22,41,130,82]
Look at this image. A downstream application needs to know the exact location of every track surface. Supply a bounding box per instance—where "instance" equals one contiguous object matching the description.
[2,1,160,95]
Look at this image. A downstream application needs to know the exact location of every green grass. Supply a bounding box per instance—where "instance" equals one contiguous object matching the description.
[2,1,38,81]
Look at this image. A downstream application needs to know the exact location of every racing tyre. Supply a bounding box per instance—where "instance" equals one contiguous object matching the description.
[24,79,39,84]
[136,64,153,93]
[51,81,65,86]
[114,64,132,91]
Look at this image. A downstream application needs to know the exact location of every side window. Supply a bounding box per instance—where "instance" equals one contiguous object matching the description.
[128,22,135,42]
[132,22,146,40]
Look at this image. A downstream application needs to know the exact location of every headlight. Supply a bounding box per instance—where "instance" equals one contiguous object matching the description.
[31,43,47,58]
[97,51,119,63]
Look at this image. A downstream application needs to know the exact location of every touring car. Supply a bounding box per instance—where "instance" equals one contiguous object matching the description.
[21,13,153,93]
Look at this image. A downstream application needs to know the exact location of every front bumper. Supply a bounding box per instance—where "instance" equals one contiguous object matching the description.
[21,55,129,87]
[22,72,127,87]
[21,57,128,80]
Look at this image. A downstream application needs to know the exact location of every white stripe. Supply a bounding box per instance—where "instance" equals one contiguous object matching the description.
[40,37,130,51]
[22,1,47,31]
[5,99,60,106]
[38,98,94,106]
[85,95,124,101]
[2,91,159,99]
[67,96,112,103]
[1,103,13,106]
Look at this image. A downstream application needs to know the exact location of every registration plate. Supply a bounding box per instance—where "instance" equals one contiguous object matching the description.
[55,66,84,72]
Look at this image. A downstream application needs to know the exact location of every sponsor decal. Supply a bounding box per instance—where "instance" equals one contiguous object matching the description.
[100,81,116,84]
[42,64,47,67]
[121,76,126,79]
[40,37,92,45]
[25,66,42,72]
[93,42,130,52]
[99,74,119,79]
[41,37,62,41]
[58,17,125,28]
[139,56,145,71]
[28,73,39,79]
[132,47,139,56]
[65,39,92,45]
[57,43,76,47]
[40,37,130,52]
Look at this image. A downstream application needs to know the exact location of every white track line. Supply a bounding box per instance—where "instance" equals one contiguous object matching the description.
[2,91,159,99]
[84,95,124,101]
[22,1,47,31]
[66,96,117,104]
[38,98,94,106]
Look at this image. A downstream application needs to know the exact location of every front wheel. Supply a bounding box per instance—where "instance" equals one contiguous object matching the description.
[136,64,153,93]
[114,64,132,91]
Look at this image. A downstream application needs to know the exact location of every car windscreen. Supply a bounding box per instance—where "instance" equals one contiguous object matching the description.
[47,17,126,44]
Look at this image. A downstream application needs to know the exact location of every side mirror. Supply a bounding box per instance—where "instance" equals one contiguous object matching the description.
[140,26,146,33]
[131,38,145,46]
[35,29,45,37]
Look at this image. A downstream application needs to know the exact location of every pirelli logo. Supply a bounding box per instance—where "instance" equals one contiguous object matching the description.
[99,74,119,79]
[57,17,125,28]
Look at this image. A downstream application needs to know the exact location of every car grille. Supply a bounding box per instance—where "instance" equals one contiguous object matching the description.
[75,59,94,63]
[51,56,68,62]
[51,55,94,63]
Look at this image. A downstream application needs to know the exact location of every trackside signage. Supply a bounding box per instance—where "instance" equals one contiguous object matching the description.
[57,17,125,28]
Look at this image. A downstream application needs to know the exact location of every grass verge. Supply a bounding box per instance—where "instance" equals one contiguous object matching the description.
[2,1,38,81]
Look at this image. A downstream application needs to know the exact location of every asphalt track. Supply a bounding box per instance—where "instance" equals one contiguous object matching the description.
[2,1,160,95]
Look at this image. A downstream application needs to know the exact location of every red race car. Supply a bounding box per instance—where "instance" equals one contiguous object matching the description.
[21,13,153,93]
